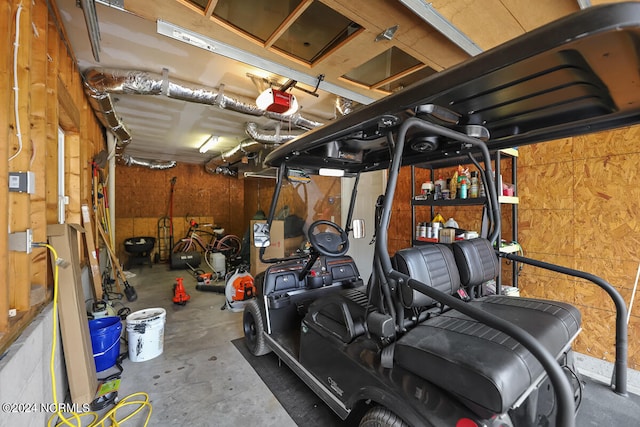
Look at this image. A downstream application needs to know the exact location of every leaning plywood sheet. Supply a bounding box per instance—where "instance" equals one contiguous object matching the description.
[47,224,98,405]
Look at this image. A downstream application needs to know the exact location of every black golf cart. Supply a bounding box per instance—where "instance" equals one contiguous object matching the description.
[243,3,639,426]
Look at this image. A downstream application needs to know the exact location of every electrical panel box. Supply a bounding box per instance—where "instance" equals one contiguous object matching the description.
[9,171,35,194]
[8,229,33,253]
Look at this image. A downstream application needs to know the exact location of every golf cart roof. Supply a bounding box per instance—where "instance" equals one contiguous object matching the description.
[265,3,640,173]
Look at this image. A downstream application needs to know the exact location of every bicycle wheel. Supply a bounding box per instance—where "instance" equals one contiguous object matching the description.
[215,234,242,257]
[173,238,194,253]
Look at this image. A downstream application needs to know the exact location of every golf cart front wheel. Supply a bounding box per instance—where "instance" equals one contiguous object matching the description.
[243,300,271,356]
[359,406,408,427]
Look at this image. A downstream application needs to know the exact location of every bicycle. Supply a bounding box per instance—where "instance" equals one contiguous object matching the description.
[172,219,242,259]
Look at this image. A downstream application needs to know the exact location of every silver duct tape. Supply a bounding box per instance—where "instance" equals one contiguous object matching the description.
[204,165,238,176]
[120,154,177,170]
[220,95,265,116]
[245,122,297,144]
[85,68,164,94]
[205,138,261,172]
[336,96,354,116]
[263,111,323,130]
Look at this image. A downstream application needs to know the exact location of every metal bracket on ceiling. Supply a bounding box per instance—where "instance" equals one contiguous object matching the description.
[375,25,399,42]
[279,75,324,98]
[78,0,102,61]
[398,0,482,56]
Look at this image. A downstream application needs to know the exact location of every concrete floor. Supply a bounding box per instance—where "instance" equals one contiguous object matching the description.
[108,262,639,426]
[112,264,296,427]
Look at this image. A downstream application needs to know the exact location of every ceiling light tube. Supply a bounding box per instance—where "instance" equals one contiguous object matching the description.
[199,135,218,153]
[319,168,345,177]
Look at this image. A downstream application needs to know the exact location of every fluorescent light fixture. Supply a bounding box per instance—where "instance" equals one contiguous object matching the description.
[319,168,345,177]
[199,135,218,153]
[256,88,299,115]
[399,0,482,56]
[157,20,375,105]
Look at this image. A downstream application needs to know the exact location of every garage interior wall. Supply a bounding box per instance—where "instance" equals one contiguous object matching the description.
[113,163,246,261]
[517,130,640,369]
[1,0,639,411]
[0,0,105,416]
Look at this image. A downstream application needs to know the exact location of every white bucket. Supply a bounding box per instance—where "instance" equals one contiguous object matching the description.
[126,308,166,362]
[210,252,226,277]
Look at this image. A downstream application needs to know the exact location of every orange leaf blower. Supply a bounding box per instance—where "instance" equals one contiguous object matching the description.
[173,277,191,305]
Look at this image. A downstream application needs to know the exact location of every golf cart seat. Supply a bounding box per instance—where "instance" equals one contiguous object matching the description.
[392,239,581,413]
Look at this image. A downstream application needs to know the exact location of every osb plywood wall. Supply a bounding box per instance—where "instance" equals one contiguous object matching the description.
[518,126,640,369]
[114,163,244,260]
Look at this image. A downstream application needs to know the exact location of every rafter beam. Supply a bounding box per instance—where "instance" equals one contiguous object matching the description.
[398,0,482,56]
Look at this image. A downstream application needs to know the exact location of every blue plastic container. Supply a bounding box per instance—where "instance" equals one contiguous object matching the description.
[88,316,122,372]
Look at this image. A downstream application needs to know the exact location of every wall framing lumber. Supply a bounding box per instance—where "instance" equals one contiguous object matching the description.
[30,0,49,299]
[0,0,13,333]
[8,0,33,312]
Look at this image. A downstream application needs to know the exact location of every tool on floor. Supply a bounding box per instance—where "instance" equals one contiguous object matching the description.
[97,224,138,302]
[195,272,226,293]
[222,268,256,312]
[157,177,177,262]
[172,277,191,305]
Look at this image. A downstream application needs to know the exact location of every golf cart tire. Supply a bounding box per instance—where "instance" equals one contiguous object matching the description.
[243,299,271,356]
[359,406,408,427]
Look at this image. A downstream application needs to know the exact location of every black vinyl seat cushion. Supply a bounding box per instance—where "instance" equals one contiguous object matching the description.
[393,242,581,413]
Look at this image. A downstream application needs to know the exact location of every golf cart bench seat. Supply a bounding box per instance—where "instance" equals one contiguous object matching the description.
[392,239,581,413]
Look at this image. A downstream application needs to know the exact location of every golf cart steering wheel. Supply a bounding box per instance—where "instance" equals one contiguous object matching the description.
[308,220,349,257]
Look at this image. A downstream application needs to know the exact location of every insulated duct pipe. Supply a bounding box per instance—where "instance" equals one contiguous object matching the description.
[83,68,323,130]
[107,132,117,244]
[204,138,264,174]
[204,122,302,174]
[336,96,355,116]
[120,153,177,170]
[244,122,299,144]
[83,68,324,170]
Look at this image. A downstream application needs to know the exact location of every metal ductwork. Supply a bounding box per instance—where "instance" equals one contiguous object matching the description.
[244,122,299,144]
[336,96,355,116]
[204,138,261,175]
[203,122,307,174]
[83,67,324,170]
[120,154,177,170]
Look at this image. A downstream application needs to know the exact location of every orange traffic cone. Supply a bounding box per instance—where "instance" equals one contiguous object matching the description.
[173,277,191,305]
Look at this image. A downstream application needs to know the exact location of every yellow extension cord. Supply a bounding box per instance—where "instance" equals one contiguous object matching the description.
[42,243,153,427]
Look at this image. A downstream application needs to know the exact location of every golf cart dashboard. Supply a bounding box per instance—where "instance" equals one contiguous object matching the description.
[262,255,362,309]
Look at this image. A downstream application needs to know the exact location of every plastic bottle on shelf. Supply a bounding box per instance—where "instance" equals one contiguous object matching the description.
[435,175,447,191]
[470,171,479,198]
[459,175,468,199]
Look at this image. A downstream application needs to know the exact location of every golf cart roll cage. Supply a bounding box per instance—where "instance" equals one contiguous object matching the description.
[375,118,628,427]
[254,4,640,424]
